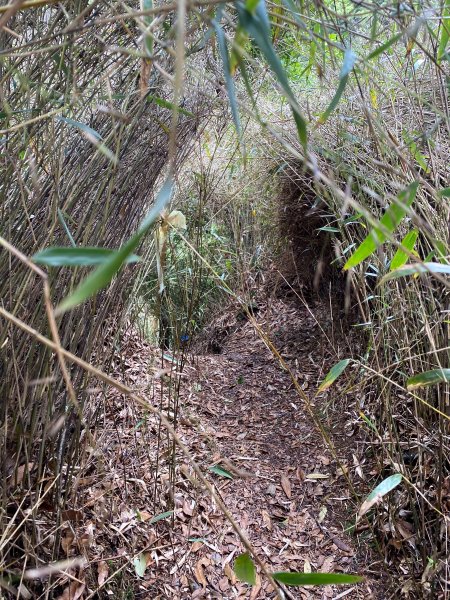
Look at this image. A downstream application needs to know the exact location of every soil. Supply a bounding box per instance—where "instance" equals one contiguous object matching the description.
[51,294,388,599]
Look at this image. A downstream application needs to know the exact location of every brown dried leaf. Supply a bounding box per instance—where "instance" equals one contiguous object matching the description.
[57,580,85,600]
[322,556,334,573]
[224,562,237,585]
[61,530,75,555]
[191,541,203,553]
[281,474,292,499]
[97,561,109,587]
[250,573,262,599]
[15,463,34,485]
[194,559,208,588]
[78,523,94,549]
[261,509,272,531]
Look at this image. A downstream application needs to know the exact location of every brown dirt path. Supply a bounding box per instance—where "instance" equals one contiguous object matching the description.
[177,296,383,599]
[61,296,386,599]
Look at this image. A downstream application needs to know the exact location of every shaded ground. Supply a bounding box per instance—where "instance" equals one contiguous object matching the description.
[53,295,386,599]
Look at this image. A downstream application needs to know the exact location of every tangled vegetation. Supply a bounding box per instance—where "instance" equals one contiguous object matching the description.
[0,0,449,597]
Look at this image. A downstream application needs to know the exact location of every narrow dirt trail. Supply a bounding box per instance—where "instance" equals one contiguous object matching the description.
[72,295,385,599]
[177,296,382,599]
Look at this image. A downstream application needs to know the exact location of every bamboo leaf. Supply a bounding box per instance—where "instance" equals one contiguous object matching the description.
[318,359,351,392]
[33,247,141,267]
[438,0,450,62]
[209,465,234,479]
[134,554,147,577]
[211,20,242,137]
[407,369,450,390]
[273,572,363,586]
[149,510,174,524]
[58,117,102,140]
[141,0,154,56]
[57,209,76,247]
[56,177,173,314]
[237,0,307,147]
[380,262,450,284]
[366,31,403,61]
[146,95,194,117]
[234,553,256,585]
[390,229,418,271]
[344,182,419,270]
[359,473,402,517]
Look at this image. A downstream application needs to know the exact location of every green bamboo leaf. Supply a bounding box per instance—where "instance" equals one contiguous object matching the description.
[57,116,102,141]
[359,473,402,516]
[439,187,450,198]
[141,0,154,56]
[147,95,194,117]
[209,465,234,479]
[33,247,141,267]
[318,48,356,125]
[211,21,242,137]
[56,177,173,314]
[234,553,256,585]
[318,359,351,392]
[273,572,363,586]
[245,0,260,12]
[344,182,419,270]
[58,116,117,165]
[237,0,307,147]
[390,229,418,271]
[407,369,450,390]
[438,0,450,62]
[149,510,174,524]
[379,262,450,284]
[366,31,403,61]
[57,209,76,247]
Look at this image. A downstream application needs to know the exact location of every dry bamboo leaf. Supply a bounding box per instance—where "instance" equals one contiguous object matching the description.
[250,573,262,599]
[194,560,208,588]
[224,562,237,585]
[261,509,272,531]
[15,463,34,485]
[61,530,75,555]
[57,580,85,600]
[97,561,109,586]
[306,473,329,480]
[322,556,334,573]
[281,474,292,499]
[191,541,203,553]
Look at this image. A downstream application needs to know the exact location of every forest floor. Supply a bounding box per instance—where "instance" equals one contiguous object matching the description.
[61,292,388,600]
